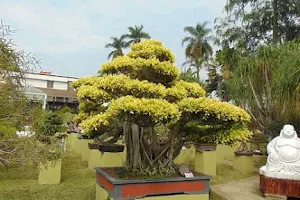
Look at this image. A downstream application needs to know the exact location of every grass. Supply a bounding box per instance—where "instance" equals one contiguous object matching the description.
[0,152,95,200]
[0,153,253,200]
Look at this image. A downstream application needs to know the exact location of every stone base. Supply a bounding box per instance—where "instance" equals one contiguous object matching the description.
[195,151,216,176]
[260,174,300,198]
[96,184,209,200]
[233,155,253,175]
[88,149,126,170]
[174,146,195,166]
[264,193,287,200]
[260,166,300,181]
[216,144,240,162]
[66,133,78,151]
[38,159,61,185]
[79,139,93,161]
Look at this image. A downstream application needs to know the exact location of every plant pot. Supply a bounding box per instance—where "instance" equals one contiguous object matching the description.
[253,150,264,156]
[79,135,89,139]
[88,143,100,150]
[234,151,254,156]
[98,144,124,153]
[196,144,217,152]
[95,167,210,200]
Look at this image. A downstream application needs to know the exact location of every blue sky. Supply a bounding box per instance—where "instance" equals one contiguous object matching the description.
[1,0,227,79]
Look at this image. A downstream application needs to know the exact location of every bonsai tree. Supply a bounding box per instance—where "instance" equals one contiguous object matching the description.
[73,40,252,176]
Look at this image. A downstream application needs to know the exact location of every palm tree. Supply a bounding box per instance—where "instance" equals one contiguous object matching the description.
[105,35,129,60]
[182,22,213,80]
[124,25,151,45]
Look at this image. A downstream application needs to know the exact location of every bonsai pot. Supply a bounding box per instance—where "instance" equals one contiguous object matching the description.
[79,135,89,139]
[196,144,217,152]
[95,167,211,199]
[234,151,254,156]
[88,143,100,150]
[98,144,125,153]
[253,150,264,156]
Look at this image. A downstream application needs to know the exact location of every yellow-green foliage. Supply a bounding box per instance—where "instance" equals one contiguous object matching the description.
[128,40,175,63]
[81,96,180,131]
[178,98,251,123]
[74,39,251,144]
[72,76,100,89]
[192,126,253,145]
[101,57,180,85]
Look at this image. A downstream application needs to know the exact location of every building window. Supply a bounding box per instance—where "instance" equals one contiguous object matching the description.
[47,81,54,88]
[67,81,73,90]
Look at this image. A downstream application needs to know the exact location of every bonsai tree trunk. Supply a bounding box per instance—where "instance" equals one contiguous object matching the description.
[123,121,182,176]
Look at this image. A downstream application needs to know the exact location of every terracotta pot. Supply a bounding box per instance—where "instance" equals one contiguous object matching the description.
[98,144,125,153]
[196,144,217,152]
[234,151,254,156]
[88,143,100,150]
[95,167,211,199]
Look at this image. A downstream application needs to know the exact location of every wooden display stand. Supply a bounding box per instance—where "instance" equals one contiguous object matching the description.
[260,175,300,199]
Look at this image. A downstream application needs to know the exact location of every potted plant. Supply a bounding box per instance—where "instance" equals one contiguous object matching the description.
[73,40,252,199]
[32,109,66,184]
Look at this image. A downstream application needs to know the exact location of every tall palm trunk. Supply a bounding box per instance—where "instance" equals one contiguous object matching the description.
[272,0,279,45]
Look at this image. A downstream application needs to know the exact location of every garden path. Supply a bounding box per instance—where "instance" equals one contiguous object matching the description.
[211,175,265,200]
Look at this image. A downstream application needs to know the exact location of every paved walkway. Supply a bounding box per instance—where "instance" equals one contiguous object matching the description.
[212,176,265,200]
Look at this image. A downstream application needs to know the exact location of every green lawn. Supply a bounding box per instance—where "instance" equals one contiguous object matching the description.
[0,153,250,200]
[0,153,95,200]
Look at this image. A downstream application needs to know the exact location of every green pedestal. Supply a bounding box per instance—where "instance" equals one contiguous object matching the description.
[96,184,209,200]
[174,146,195,166]
[88,149,126,170]
[233,155,254,175]
[38,160,61,185]
[80,139,93,161]
[216,144,239,162]
[67,133,78,152]
[195,151,216,176]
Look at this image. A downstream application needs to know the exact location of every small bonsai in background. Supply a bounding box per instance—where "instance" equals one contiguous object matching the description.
[73,40,252,177]
[32,109,67,143]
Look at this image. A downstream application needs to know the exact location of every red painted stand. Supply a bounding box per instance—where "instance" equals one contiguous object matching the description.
[96,167,211,199]
[260,175,300,198]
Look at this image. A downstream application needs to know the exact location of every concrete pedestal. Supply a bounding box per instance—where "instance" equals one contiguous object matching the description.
[96,183,209,200]
[79,139,93,161]
[216,144,239,162]
[233,155,254,175]
[88,149,126,170]
[38,159,61,185]
[66,133,78,152]
[195,151,216,176]
[174,146,195,166]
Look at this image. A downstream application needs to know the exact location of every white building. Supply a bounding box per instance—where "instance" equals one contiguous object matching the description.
[24,72,79,110]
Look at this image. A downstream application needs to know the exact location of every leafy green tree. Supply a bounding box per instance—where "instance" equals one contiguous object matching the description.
[123,25,151,45]
[182,22,213,81]
[105,35,129,60]
[0,21,62,167]
[228,41,300,136]
[73,40,252,176]
[216,0,300,50]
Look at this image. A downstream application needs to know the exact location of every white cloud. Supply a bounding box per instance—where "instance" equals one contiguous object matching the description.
[0,1,108,54]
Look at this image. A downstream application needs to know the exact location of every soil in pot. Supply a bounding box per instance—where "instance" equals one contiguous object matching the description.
[98,144,125,153]
[101,167,206,180]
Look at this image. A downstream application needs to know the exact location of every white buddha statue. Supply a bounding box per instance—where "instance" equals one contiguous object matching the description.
[260,124,300,180]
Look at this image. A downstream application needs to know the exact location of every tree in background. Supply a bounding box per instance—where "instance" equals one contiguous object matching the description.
[0,21,63,167]
[73,40,252,176]
[182,22,213,81]
[229,41,300,136]
[123,25,151,45]
[105,35,129,60]
[212,0,300,135]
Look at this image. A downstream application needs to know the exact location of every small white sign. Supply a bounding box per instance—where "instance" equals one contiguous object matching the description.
[184,171,194,178]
